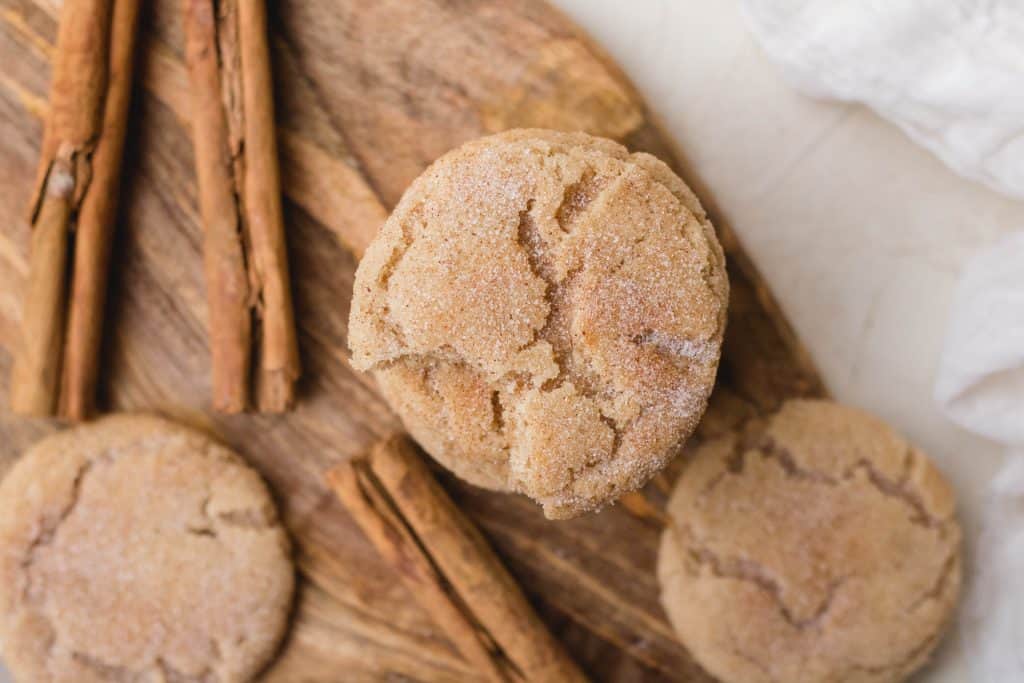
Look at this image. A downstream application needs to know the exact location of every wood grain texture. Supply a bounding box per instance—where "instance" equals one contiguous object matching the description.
[0,0,826,680]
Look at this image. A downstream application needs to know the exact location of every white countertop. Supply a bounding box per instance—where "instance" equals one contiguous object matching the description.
[550,0,1024,680]
[1,2,1018,682]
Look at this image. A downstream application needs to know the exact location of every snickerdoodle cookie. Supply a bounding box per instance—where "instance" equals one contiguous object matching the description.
[349,129,729,519]
[0,415,294,683]
[658,400,961,683]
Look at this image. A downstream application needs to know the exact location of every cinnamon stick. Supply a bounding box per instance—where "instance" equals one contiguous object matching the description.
[327,462,509,683]
[10,0,141,419]
[326,435,588,683]
[183,0,300,413]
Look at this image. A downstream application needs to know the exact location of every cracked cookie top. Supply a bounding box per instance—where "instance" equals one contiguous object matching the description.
[348,129,728,518]
[658,400,962,683]
[0,415,294,683]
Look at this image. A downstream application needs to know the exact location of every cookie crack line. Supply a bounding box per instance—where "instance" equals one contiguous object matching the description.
[598,412,624,461]
[186,526,219,540]
[844,621,947,678]
[73,648,216,683]
[555,168,608,231]
[217,505,278,530]
[376,205,418,348]
[907,549,959,613]
[364,347,466,376]
[538,403,642,511]
[725,434,949,530]
[514,197,565,389]
[72,650,140,680]
[515,178,636,493]
[623,152,725,306]
[21,460,94,602]
[514,176,614,401]
[188,499,278,538]
[630,329,719,367]
[726,629,781,683]
[676,524,845,631]
[490,390,506,436]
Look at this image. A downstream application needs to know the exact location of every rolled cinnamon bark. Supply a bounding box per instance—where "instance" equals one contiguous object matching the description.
[327,435,589,683]
[10,0,141,419]
[182,0,300,413]
[327,461,510,682]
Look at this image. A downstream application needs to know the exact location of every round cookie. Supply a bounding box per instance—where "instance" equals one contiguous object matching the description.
[349,129,729,519]
[657,400,961,683]
[0,415,294,683]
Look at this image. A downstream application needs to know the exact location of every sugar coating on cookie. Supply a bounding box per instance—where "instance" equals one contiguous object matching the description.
[349,129,729,518]
[658,400,962,683]
[0,415,294,683]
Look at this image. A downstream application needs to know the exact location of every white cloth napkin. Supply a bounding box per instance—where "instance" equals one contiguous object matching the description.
[739,3,1024,678]
[935,231,1024,446]
[958,453,1024,681]
[934,231,1024,681]
[739,0,1024,199]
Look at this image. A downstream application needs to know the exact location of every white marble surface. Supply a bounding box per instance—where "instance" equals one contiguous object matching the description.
[1,2,1019,682]
[549,0,1024,680]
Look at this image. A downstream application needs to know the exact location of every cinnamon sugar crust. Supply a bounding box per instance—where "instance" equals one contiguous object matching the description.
[658,400,962,683]
[0,415,294,683]
[348,129,729,518]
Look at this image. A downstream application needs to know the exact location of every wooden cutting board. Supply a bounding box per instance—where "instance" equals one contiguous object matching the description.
[0,0,827,680]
